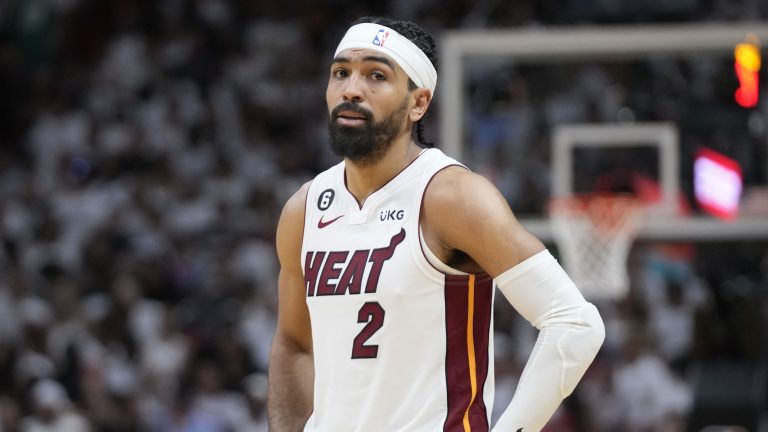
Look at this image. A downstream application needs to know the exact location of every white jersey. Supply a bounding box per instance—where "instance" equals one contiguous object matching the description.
[301,148,495,432]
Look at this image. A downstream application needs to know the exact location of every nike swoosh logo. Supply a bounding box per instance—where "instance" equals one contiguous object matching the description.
[318,215,344,229]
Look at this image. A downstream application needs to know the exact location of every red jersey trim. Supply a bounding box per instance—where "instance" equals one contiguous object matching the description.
[443,274,493,432]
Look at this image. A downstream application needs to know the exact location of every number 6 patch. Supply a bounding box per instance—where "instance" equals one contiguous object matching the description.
[318,189,335,211]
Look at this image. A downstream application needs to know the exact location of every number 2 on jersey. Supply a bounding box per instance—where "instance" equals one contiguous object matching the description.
[352,302,385,359]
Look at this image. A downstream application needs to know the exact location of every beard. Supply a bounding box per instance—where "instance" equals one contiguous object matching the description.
[328,97,409,166]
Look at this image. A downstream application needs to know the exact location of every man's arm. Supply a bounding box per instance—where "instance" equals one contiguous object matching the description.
[423,167,605,432]
[268,183,314,431]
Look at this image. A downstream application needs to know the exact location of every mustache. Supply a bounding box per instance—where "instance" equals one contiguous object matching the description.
[331,102,373,121]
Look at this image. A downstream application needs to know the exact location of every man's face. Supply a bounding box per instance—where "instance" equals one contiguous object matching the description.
[326,48,412,165]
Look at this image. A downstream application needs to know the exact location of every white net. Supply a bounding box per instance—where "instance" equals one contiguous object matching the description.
[550,195,644,300]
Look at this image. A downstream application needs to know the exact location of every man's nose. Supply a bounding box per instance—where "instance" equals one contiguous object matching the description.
[342,74,364,102]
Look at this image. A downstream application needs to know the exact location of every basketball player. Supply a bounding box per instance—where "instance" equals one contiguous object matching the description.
[268,16,605,432]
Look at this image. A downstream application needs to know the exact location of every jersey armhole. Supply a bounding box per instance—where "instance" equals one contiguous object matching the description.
[418,225,468,276]
[417,163,471,277]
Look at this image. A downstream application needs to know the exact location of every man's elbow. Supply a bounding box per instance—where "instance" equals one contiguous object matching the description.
[581,302,606,356]
[556,301,605,397]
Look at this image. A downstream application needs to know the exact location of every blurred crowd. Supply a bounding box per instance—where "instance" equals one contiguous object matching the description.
[0,0,766,431]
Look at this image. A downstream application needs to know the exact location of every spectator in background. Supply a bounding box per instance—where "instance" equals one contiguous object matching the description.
[21,379,91,432]
[1,395,23,432]
[610,322,691,431]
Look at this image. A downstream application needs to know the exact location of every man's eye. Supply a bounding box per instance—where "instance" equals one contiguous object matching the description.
[371,71,386,80]
[334,69,349,78]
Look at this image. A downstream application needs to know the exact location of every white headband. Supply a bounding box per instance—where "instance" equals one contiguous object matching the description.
[334,23,437,95]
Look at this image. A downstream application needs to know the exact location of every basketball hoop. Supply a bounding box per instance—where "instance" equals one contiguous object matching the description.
[549,194,644,300]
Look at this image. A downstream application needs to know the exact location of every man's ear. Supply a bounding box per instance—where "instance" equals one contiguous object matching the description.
[409,88,432,122]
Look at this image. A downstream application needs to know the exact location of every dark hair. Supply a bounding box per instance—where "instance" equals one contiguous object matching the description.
[350,17,437,148]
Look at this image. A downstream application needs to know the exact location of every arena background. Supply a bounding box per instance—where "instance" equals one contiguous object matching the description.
[0,1,766,431]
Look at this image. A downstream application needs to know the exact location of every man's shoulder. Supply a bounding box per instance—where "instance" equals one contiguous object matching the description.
[426,165,496,206]
[284,159,344,209]
[276,181,311,260]
[423,163,514,226]
[281,181,312,220]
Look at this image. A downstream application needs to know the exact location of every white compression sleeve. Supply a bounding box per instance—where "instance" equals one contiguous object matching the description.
[492,250,605,432]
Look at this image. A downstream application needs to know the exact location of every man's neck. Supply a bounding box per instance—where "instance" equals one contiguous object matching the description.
[344,135,423,207]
